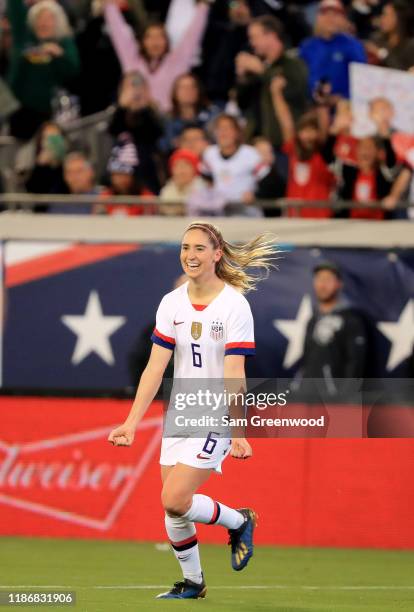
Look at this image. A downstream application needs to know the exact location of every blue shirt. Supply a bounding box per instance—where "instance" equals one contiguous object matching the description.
[299,33,367,99]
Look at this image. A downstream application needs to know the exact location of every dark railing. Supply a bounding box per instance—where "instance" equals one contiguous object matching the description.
[0,193,410,214]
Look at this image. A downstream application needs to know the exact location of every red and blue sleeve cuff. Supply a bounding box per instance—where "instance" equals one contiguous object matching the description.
[151,328,175,351]
[225,342,256,356]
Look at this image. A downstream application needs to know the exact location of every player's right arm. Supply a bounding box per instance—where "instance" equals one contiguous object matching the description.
[108,342,172,446]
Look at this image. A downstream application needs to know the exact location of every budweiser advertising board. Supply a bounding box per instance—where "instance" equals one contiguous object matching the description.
[1,397,414,548]
[0,397,166,540]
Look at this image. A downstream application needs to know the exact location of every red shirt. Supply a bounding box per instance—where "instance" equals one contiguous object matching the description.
[335,134,358,164]
[351,171,384,220]
[283,140,336,218]
[102,188,155,216]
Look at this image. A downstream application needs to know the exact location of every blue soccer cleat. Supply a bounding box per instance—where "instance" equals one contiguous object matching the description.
[156,577,207,599]
[228,508,257,571]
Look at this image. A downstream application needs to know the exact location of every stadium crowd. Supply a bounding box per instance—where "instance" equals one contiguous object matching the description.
[0,0,414,218]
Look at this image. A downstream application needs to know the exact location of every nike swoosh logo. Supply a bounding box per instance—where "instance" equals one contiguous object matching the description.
[196,453,210,460]
[174,321,184,325]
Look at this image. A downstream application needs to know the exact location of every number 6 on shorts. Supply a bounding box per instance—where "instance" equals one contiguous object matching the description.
[202,431,220,455]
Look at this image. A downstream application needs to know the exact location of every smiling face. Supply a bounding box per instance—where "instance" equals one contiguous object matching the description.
[215,117,240,150]
[180,229,222,282]
[142,25,168,61]
[34,8,57,40]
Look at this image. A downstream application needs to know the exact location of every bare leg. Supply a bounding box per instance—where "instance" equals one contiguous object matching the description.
[161,463,212,516]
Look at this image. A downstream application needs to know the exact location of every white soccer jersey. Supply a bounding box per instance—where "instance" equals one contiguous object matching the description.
[151,282,255,378]
[202,144,267,201]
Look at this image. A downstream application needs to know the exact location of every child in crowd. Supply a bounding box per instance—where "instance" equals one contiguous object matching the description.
[159,148,205,216]
[178,126,210,159]
[101,133,154,216]
[335,135,397,219]
[271,74,336,217]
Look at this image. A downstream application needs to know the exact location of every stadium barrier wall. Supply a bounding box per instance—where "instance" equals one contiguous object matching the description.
[1,396,414,550]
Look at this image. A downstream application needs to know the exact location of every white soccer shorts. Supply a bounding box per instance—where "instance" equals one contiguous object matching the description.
[160,436,232,474]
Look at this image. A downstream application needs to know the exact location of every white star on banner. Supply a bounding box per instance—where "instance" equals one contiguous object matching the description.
[377,300,414,371]
[273,295,313,369]
[61,291,126,365]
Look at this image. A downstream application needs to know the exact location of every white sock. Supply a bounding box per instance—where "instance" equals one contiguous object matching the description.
[165,514,203,584]
[183,494,245,530]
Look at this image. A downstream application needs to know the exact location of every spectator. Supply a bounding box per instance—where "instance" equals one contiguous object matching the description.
[366,0,414,71]
[247,1,311,47]
[0,76,20,123]
[252,136,286,216]
[331,99,359,164]
[350,0,386,40]
[49,151,100,213]
[236,15,308,148]
[335,135,397,219]
[74,2,125,116]
[101,132,155,216]
[299,0,367,100]
[103,0,211,112]
[186,175,226,216]
[6,0,80,139]
[383,154,414,219]
[271,75,336,217]
[178,125,210,158]
[159,148,204,215]
[25,121,68,198]
[299,260,367,400]
[159,73,219,154]
[108,71,164,193]
[74,0,151,116]
[202,113,267,215]
[199,0,251,103]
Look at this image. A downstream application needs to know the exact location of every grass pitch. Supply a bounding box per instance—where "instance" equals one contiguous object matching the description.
[1,538,414,611]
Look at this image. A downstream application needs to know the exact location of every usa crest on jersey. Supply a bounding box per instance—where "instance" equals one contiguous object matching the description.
[210,320,224,341]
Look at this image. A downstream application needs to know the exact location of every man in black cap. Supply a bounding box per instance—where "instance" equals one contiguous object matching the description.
[300,260,367,401]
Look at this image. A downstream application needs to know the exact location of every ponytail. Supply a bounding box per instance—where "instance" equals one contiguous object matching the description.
[185,222,279,293]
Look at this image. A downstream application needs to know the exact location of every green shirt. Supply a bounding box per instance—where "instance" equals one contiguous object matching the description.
[237,53,309,148]
[7,0,80,114]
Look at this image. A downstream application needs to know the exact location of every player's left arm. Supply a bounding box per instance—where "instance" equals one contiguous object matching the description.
[224,354,252,460]
[224,300,256,459]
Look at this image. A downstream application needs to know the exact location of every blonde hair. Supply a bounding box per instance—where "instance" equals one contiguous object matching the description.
[28,1,73,39]
[184,222,279,293]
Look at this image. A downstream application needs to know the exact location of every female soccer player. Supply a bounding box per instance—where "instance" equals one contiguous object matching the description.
[108,222,276,599]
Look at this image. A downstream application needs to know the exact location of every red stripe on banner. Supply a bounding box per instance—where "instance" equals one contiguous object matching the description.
[171,534,197,547]
[6,244,139,287]
[225,342,256,350]
[209,501,219,524]
[153,329,176,345]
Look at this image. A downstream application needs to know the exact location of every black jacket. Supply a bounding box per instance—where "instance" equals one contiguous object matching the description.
[298,303,367,401]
